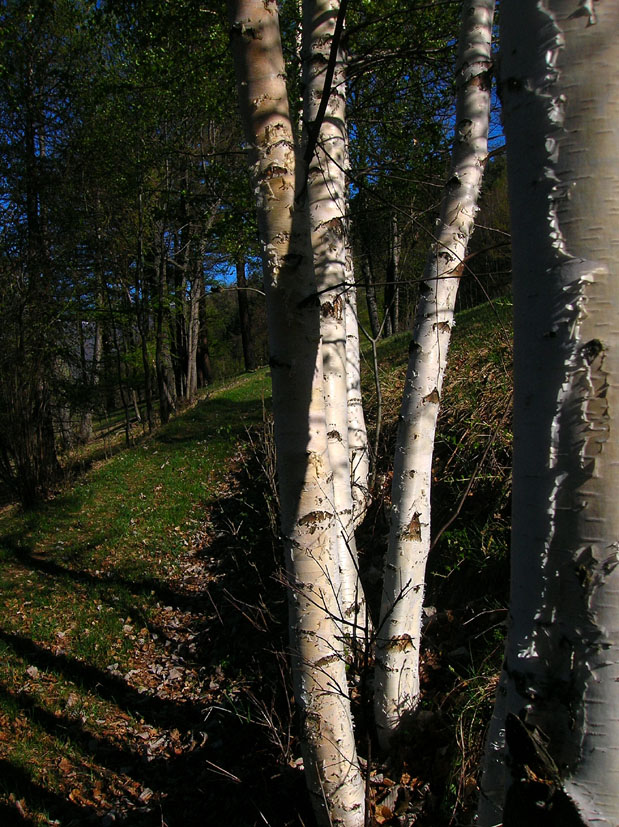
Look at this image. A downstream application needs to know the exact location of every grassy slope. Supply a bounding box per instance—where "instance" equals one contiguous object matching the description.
[0,299,513,827]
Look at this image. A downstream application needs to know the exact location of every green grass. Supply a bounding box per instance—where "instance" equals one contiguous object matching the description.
[0,370,273,824]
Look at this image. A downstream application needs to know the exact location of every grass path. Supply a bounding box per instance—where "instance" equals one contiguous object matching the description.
[0,368,308,826]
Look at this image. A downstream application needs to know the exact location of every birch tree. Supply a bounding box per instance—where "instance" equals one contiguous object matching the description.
[228,2,364,823]
[374,0,495,748]
[303,0,368,631]
[479,2,619,824]
[344,247,370,528]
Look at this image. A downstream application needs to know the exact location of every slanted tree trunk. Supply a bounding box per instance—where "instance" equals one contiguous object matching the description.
[229,2,364,824]
[382,278,393,337]
[303,0,367,633]
[479,4,619,824]
[374,0,494,749]
[236,258,256,371]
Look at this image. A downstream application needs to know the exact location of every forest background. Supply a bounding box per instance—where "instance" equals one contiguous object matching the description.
[0,0,510,507]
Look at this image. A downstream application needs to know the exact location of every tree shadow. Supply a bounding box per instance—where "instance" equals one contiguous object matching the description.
[0,630,204,731]
[155,396,269,446]
[1,532,207,614]
[0,759,92,825]
[0,435,315,826]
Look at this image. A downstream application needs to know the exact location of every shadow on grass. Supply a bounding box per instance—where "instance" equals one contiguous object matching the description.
[0,630,203,731]
[155,395,269,445]
[0,759,90,825]
[0,420,314,826]
[1,532,207,614]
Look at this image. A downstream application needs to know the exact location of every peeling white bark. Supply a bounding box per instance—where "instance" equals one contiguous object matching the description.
[229,2,364,824]
[303,0,367,632]
[374,0,494,748]
[479,2,619,824]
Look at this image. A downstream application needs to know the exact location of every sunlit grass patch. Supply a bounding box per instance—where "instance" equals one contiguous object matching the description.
[0,369,275,825]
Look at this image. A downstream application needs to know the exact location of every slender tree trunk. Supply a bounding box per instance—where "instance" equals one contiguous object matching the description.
[236,258,256,371]
[387,213,400,333]
[345,247,370,527]
[361,254,381,340]
[172,224,189,399]
[186,267,201,402]
[374,0,494,749]
[90,266,104,423]
[131,389,142,423]
[229,2,364,824]
[479,4,619,824]
[19,81,60,501]
[303,0,367,632]
[136,189,153,431]
[383,220,396,337]
[382,279,393,337]
[343,112,370,526]
[104,284,131,446]
[155,236,177,424]
[197,289,213,387]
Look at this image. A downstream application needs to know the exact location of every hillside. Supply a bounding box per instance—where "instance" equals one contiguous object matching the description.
[0,298,513,827]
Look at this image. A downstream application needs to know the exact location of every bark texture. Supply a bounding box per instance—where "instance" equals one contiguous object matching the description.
[479,3,619,824]
[303,0,366,631]
[229,2,364,824]
[374,0,494,748]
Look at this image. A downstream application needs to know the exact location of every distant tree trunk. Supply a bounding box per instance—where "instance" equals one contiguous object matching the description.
[303,0,367,632]
[175,299,188,399]
[155,236,177,425]
[136,189,153,431]
[92,295,103,387]
[104,283,132,446]
[186,266,202,401]
[386,213,400,333]
[172,223,189,399]
[479,4,619,824]
[15,82,61,502]
[361,254,381,339]
[382,278,393,337]
[197,290,213,387]
[229,1,364,823]
[76,316,93,443]
[131,389,142,423]
[236,258,256,371]
[375,0,494,748]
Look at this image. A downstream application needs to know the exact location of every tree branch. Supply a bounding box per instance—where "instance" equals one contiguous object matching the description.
[302,0,349,173]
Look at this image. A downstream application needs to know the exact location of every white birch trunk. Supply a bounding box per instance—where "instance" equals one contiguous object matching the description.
[479,3,619,824]
[374,0,494,749]
[303,0,367,631]
[344,245,370,528]
[229,3,364,824]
